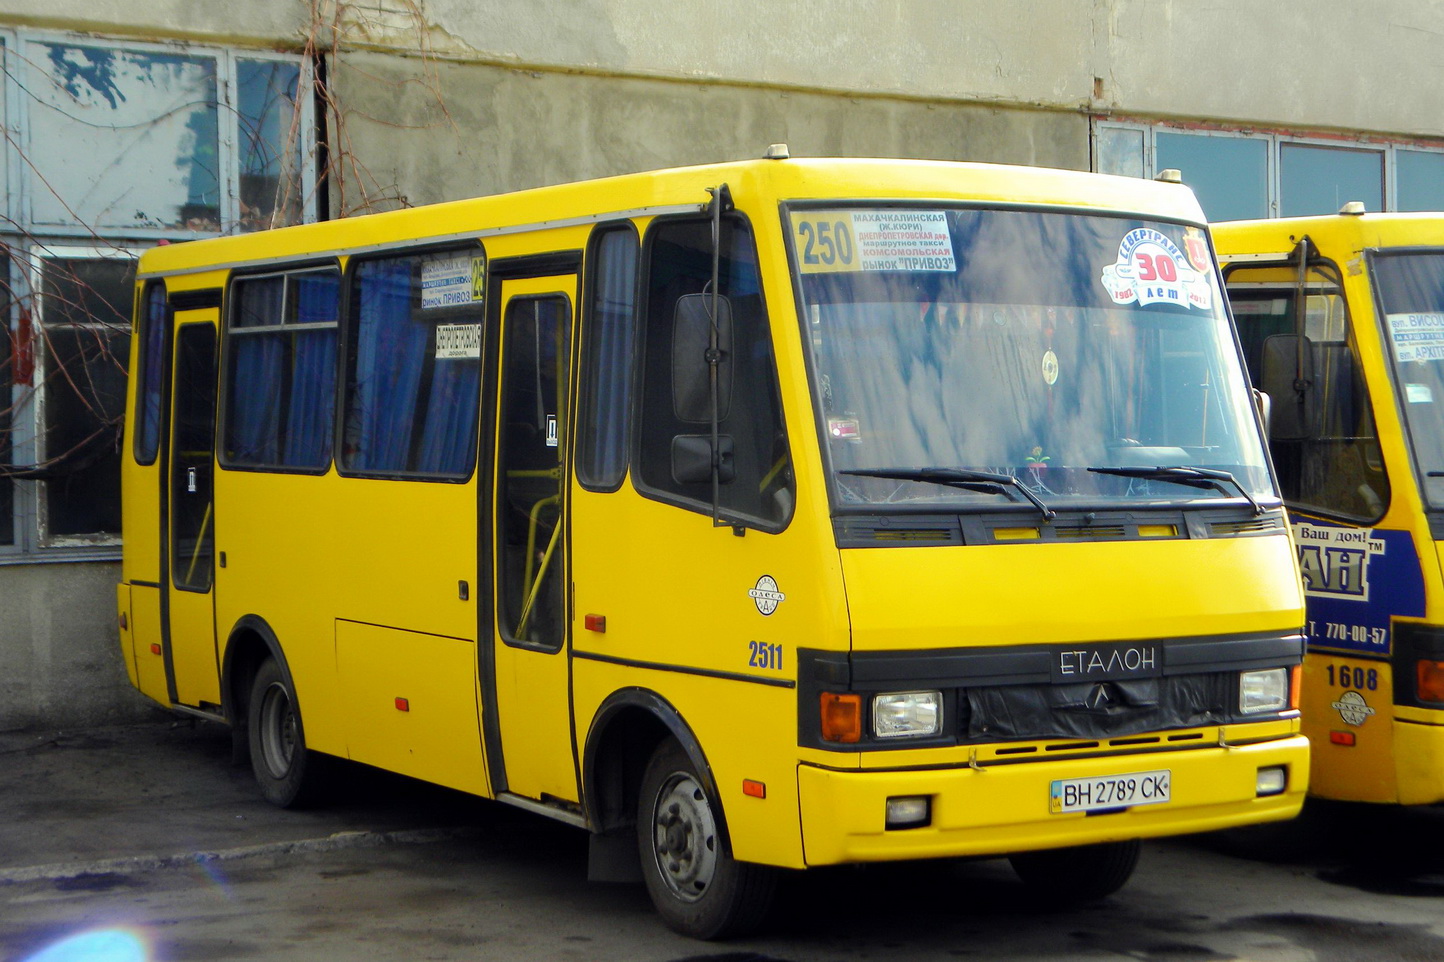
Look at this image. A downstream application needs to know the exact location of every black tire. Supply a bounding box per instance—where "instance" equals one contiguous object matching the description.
[637,740,776,939]
[1008,839,1142,904]
[247,657,330,808]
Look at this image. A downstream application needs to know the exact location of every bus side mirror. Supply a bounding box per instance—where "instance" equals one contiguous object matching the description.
[672,293,733,423]
[671,434,735,485]
[1260,333,1318,440]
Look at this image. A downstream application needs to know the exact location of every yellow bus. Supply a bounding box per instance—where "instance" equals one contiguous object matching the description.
[118,151,1309,938]
[1217,210,1444,806]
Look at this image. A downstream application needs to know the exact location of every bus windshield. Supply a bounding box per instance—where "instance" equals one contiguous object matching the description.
[790,206,1271,513]
[1373,250,1444,506]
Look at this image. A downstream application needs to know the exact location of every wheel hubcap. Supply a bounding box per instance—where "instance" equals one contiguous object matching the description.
[258,682,296,779]
[650,772,718,902]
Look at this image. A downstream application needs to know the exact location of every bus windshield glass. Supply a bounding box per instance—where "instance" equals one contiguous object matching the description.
[1373,250,1444,506]
[789,206,1271,513]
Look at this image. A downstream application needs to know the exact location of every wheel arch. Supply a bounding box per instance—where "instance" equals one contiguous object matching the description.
[220,614,295,730]
[581,687,731,846]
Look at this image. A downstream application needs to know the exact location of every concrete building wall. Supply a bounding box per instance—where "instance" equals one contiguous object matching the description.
[336,0,1444,138]
[326,53,1088,209]
[0,563,155,730]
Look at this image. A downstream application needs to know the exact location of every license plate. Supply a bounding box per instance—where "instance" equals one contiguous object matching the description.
[1049,770,1171,814]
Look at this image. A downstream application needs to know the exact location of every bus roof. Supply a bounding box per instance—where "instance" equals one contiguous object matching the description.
[1213,210,1444,263]
[140,155,1208,278]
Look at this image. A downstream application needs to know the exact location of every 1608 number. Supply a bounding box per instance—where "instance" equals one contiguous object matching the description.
[748,641,783,671]
[1326,664,1379,690]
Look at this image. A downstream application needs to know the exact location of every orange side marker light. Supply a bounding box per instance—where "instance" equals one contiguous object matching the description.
[742,779,766,799]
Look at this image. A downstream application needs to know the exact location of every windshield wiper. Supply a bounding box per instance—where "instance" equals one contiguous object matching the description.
[1087,465,1264,516]
[839,467,1055,522]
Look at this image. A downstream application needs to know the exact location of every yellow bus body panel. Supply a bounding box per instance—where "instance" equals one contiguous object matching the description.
[335,621,487,795]
[842,535,1304,649]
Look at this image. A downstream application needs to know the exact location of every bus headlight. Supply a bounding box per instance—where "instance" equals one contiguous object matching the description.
[1239,668,1288,714]
[873,690,942,738]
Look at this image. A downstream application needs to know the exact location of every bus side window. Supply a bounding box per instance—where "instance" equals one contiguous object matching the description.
[1228,270,1388,521]
[224,269,339,471]
[341,249,484,478]
[577,224,639,491]
[635,216,793,529]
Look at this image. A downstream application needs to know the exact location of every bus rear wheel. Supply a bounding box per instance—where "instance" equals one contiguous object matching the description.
[637,740,776,939]
[247,658,329,808]
[1008,839,1142,904]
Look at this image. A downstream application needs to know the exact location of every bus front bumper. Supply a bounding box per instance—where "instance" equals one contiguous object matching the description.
[797,735,1309,865]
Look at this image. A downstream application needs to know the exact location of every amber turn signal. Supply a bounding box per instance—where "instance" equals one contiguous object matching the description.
[820,692,862,743]
[1417,659,1444,704]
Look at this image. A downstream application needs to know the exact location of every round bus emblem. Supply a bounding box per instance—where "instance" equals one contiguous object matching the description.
[748,575,785,616]
[1331,690,1376,727]
[1041,350,1059,386]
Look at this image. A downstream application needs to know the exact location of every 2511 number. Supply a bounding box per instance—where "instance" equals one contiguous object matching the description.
[749,641,784,671]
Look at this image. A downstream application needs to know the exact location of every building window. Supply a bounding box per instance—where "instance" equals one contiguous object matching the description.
[33,247,134,546]
[1279,143,1383,217]
[1095,120,1444,222]
[0,31,315,560]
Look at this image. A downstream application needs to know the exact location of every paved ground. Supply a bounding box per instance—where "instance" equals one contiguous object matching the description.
[0,717,488,882]
[7,719,1444,961]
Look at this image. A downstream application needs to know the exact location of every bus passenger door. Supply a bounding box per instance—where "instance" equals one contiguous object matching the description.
[484,275,579,806]
[164,318,221,709]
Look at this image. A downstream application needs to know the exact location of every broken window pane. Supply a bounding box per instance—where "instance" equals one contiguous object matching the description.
[38,254,134,541]
[238,59,306,231]
[26,41,220,231]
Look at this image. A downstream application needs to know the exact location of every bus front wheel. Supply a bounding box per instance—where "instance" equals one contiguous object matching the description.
[1008,839,1142,903]
[247,658,329,808]
[637,740,776,939]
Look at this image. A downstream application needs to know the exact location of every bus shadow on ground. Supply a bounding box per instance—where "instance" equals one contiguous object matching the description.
[1197,799,1444,896]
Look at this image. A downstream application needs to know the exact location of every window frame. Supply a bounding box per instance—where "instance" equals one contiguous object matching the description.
[1094,119,1444,219]
[218,261,342,475]
[631,211,794,533]
[337,241,488,483]
[8,28,317,240]
[575,221,641,493]
[21,242,140,554]
[0,29,315,562]
[1224,260,1390,525]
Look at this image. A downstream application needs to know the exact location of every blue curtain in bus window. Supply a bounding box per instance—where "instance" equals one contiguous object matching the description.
[416,346,480,474]
[351,259,425,472]
[229,337,283,461]
[581,230,637,487]
[227,277,286,464]
[135,284,169,464]
[282,273,337,467]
